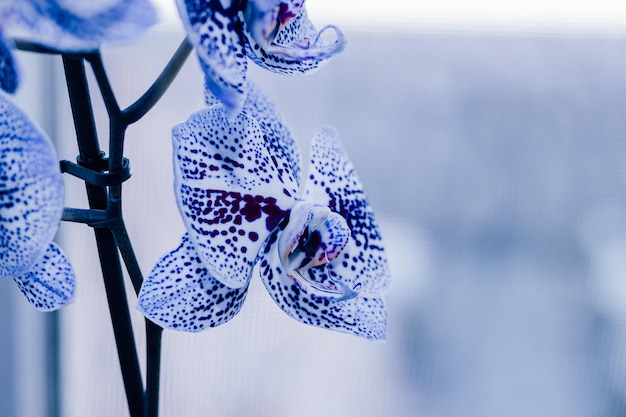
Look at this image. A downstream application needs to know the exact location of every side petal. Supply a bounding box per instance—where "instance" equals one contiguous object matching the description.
[172,106,298,288]
[13,242,76,311]
[138,234,249,332]
[178,0,248,116]
[4,0,157,52]
[259,232,387,340]
[303,126,391,296]
[0,93,63,278]
[0,35,18,94]
[244,8,345,75]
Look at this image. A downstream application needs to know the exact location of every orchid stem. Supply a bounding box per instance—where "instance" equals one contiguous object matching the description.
[33,34,190,417]
[122,37,193,124]
[62,55,145,417]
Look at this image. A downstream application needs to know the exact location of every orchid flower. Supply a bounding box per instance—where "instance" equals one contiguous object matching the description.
[2,0,157,52]
[0,34,17,93]
[0,93,75,311]
[138,91,389,340]
[177,0,345,116]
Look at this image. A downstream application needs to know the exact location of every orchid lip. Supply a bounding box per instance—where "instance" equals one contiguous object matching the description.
[291,269,358,302]
[278,201,354,300]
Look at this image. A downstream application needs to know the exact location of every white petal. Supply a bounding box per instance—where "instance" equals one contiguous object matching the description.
[0,93,63,278]
[13,242,76,311]
[178,0,248,115]
[138,234,248,332]
[172,106,298,288]
[303,126,391,296]
[5,0,157,52]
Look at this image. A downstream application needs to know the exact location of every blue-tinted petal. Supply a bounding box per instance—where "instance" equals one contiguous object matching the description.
[172,106,298,288]
[204,81,301,184]
[13,242,76,311]
[244,8,345,75]
[138,234,249,332]
[259,230,387,340]
[243,81,302,185]
[0,93,63,279]
[5,0,157,52]
[303,127,391,297]
[0,36,18,94]
[178,0,248,116]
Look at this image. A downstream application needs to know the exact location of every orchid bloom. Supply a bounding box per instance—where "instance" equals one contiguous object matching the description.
[0,34,17,93]
[0,93,75,310]
[138,86,389,340]
[2,0,157,52]
[177,0,345,116]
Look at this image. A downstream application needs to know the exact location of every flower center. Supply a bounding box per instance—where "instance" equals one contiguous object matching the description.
[278,201,355,300]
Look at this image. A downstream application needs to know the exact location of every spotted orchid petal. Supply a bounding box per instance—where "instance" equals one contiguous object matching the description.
[4,0,157,52]
[0,93,75,310]
[244,7,345,75]
[0,35,18,94]
[258,127,389,340]
[0,93,64,279]
[206,80,302,185]
[304,127,390,296]
[138,234,249,331]
[178,0,248,116]
[172,106,299,289]
[13,242,75,311]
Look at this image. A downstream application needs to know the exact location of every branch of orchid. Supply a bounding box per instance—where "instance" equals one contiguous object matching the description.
[110,221,144,295]
[145,320,163,417]
[63,55,145,417]
[122,37,193,125]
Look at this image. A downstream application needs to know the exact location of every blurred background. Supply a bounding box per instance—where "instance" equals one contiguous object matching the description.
[4,1,626,416]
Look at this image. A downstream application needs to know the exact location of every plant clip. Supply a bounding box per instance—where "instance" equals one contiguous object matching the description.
[60,154,132,187]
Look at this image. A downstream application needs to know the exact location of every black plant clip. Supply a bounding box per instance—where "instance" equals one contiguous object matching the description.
[60,155,132,187]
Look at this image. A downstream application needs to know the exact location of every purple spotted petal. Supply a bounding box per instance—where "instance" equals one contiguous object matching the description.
[138,234,249,332]
[244,8,345,75]
[4,0,157,52]
[13,242,76,311]
[178,0,248,116]
[259,230,387,340]
[304,127,390,296]
[0,93,63,279]
[0,35,18,94]
[204,81,301,184]
[172,106,298,288]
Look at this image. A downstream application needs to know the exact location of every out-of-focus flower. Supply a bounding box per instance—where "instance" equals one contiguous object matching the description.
[0,34,18,93]
[2,0,157,52]
[138,92,389,340]
[0,93,75,311]
[177,0,345,116]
